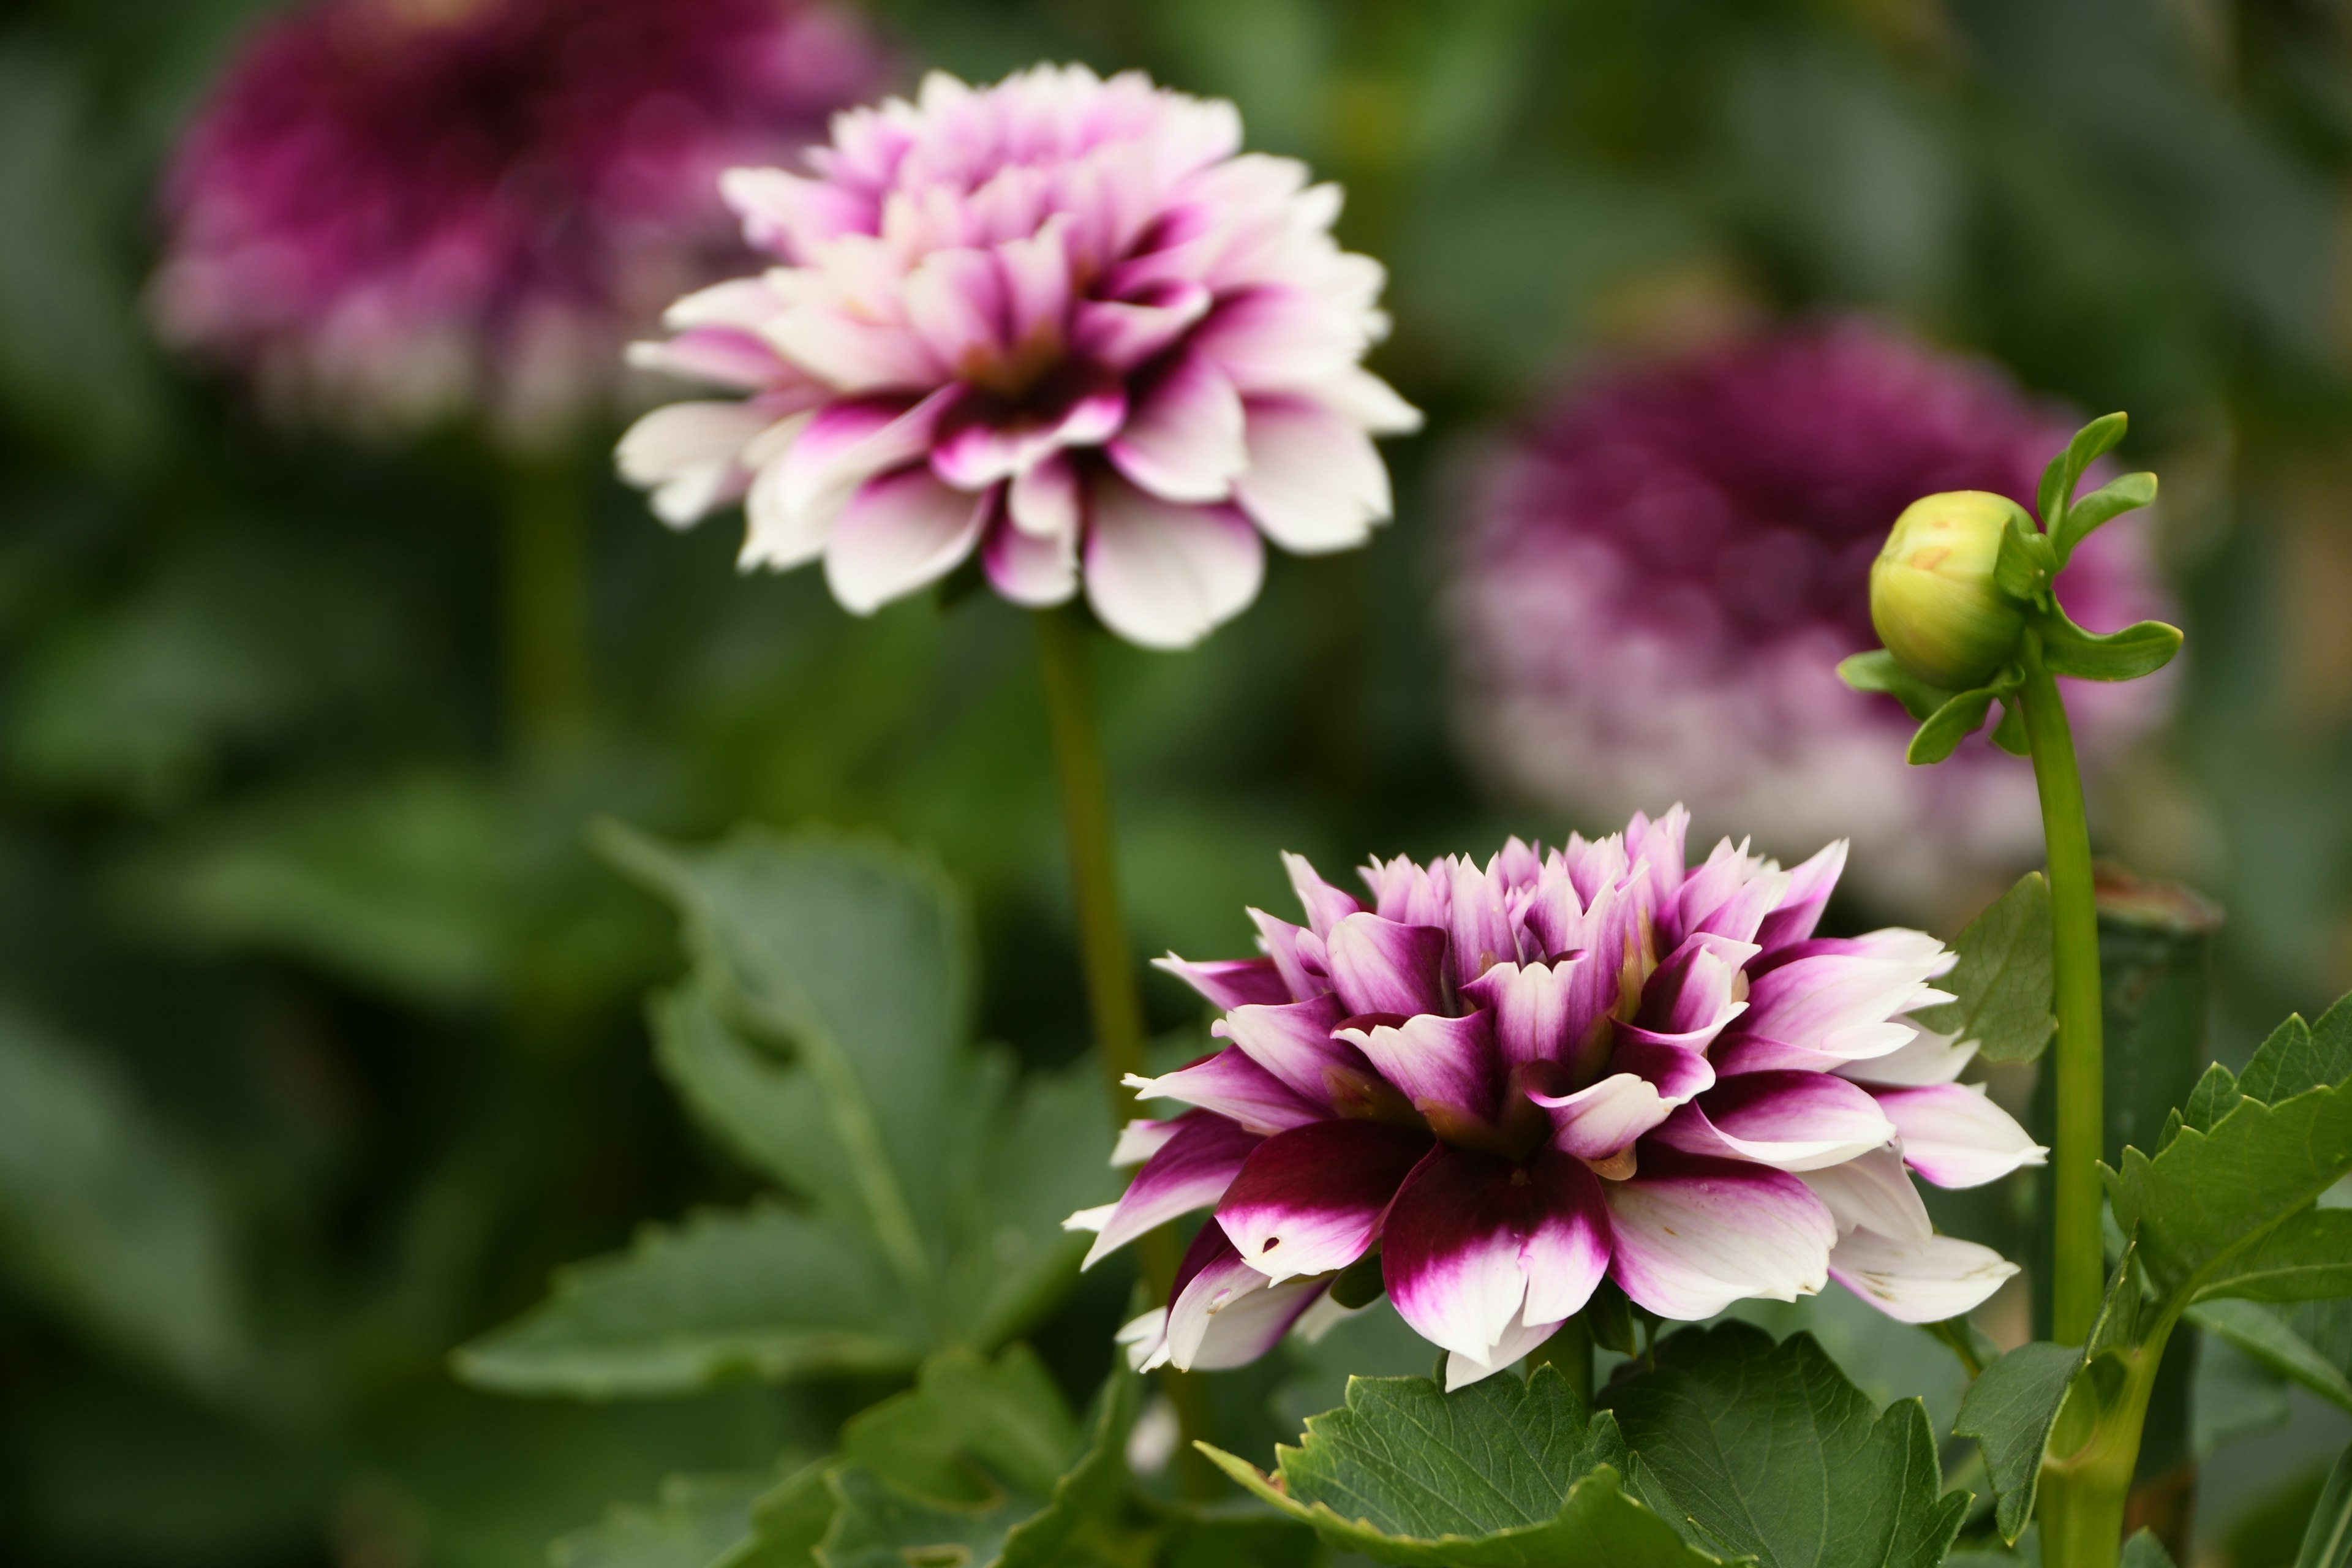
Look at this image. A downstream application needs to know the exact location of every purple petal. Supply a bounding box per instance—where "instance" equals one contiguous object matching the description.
[1323,913,1449,1019]
[1071,280,1212,369]
[1675,839,1784,947]
[1632,934,1757,1042]
[1215,1118,1435,1282]
[1078,1111,1261,1268]
[930,375,1127,491]
[1729,935,1953,1070]
[1604,1148,1836,1319]
[1107,351,1248,503]
[1283,851,1362,939]
[1650,1072,1896,1173]
[823,467,990,613]
[1873,1085,2048,1188]
[1153,953,1292,1011]
[1529,1069,1683,1163]
[1830,1229,2019,1324]
[1446,856,1518,988]
[982,496,1077,606]
[903,246,1008,379]
[1798,1146,1931,1242]
[1082,483,1264,650]
[1216,995,1368,1107]
[1755,840,1847,955]
[773,390,952,524]
[1623,806,1691,926]
[995,216,1074,352]
[1126,1223,1330,1372]
[1461,955,1600,1072]
[1125,1047,1327,1136]
[1191,285,1364,391]
[1247,908,1332,1001]
[1334,1011,1500,1129]
[1382,1147,1609,1365]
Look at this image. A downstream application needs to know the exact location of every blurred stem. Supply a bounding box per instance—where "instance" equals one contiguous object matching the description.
[2017,631,2103,1351]
[1526,1319,1593,1406]
[500,452,590,755]
[1032,605,1216,1498]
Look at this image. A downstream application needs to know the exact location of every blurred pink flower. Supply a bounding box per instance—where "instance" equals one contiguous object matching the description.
[1449,322,2176,913]
[1068,812,2039,1387]
[617,64,1420,649]
[151,0,887,442]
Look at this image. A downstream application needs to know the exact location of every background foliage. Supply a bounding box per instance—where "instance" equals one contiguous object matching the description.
[7,0,2352,1564]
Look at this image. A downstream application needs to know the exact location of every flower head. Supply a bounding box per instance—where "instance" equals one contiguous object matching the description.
[1068,809,2043,1388]
[1449,322,2173,911]
[153,0,888,440]
[617,64,1420,649]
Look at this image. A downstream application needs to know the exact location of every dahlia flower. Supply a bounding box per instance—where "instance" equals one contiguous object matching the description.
[616,64,1420,649]
[152,0,886,439]
[1067,809,2043,1389]
[1450,322,2174,911]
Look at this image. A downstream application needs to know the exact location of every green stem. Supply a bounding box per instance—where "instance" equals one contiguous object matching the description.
[2039,1329,2172,1568]
[2016,631,2103,1348]
[1526,1319,1594,1407]
[1033,605,1216,1497]
[500,453,591,755]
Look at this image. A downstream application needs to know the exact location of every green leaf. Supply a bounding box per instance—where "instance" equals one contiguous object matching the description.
[2188,1300,2352,1418]
[1838,650,1954,723]
[1954,1341,2081,1544]
[1991,699,2030,756]
[2198,1209,2352,1302]
[551,1472,770,1568]
[651,983,847,1208]
[956,1061,1120,1348]
[1913,873,2055,1063]
[1995,516,2057,605]
[2037,614,2182,683]
[1156,1513,1323,1568]
[2037,412,2128,534]
[2054,473,2158,563]
[2122,1526,2177,1568]
[1607,1324,1969,1568]
[815,1348,1137,1568]
[1907,687,1999,766]
[2242,995,2352,1104]
[0,1002,244,1393]
[1201,1366,1721,1568]
[452,1203,925,1397]
[2296,1445,2352,1568]
[717,1462,835,1568]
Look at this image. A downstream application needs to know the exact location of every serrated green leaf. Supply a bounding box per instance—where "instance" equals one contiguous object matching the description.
[452,1203,924,1397]
[957,1060,1119,1349]
[1914,873,2054,1063]
[2180,1063,2243,1139]
[1954,1342,2081,1544]
[551,1472,769,1568]
[1837,651,1954,723]
[1608,1324,1969,1568]
[2037,413,2128,533]
[716,1461,835,1568]
[2188,1301,2352,1418]
[1908,687,1999,765]
[1200,1365,1721,1568]
[2037,614,2182,683]
[2054,473,2157,562]
[2242,995,2352,1104]
[2296,1445,2352,1568]
[815,1349,1136,1568]
[2122,1526,2178,1568]
[2198,1209,2352,1302]
[651,984,850,1209]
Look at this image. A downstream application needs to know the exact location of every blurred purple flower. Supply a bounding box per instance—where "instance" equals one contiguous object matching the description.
[617,64,1420,649]
[151,0,887,442]
[1068,811,2040,1388]
[1449,322,2176,911]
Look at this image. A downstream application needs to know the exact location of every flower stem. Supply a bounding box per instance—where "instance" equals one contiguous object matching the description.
[2015,631,2104,1349]
[500,451,591,756]
[1032,605,1217,1496]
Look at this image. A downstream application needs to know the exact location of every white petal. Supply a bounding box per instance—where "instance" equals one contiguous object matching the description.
[1829,1229,2019,1324]
[1442,1311,1567,1391]
[1083,484,1265,650]
[1234,398,1389,554]
[1838,1022,1977,1088]
[1798,1147,1932,1242]
[822,469,989,613]
[1875,1085,2048,1189]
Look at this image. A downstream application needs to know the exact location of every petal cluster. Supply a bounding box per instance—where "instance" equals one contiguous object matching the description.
[152,0,887,440]
[1448,322,2175,912]
[619,64,1420,648]
[1068,808,2042,1389]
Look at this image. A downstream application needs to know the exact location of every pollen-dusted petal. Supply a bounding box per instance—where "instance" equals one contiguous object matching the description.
[1381,1147,1610,1366]
[1124,1048,1325,1136]
[1334,1011,1501,1126]
[1082,485,1264,650]
[823,467,991,613]
[1829,1228,2019,1324]
[1603,1148,1836,1319]
[1871,1084,2048,1188]
[1153,953,1292,1010]
[1650,1071,1897,1173]
[1215,1119,1435,1283]
[1798,1145,1932,1242]
[1077,1110,1261,1268]
[1323,913,1449,1019]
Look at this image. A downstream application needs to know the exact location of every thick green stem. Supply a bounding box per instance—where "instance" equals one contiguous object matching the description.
[500,454,591,755]
[1033,606,1216,1496]
[2016,633,2103,1349]
[2040,1327,2173,1568]
[1526,1319,1594,1406]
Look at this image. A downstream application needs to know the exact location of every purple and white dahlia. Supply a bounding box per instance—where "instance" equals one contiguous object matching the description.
[617,64,1420,649]
[1450,322,2174,911]
[1068,809,2042,1389]
[152,0,886,440]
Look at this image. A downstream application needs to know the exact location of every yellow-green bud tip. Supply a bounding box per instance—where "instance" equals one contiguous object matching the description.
[1869,491,2030,690]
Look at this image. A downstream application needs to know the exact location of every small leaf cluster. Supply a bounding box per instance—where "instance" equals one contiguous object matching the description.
[1839,413,2180,765]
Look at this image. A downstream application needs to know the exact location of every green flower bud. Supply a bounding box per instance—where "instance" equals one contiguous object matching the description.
[1869,490,2030,690]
